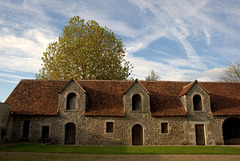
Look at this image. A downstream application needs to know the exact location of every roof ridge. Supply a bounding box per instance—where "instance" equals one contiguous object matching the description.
[21,79,134,82]
[20,79,240,84]
[200,81,240,83]
[21,79,68,81]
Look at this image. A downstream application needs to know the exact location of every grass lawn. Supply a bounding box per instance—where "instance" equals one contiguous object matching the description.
[0,144,240,155]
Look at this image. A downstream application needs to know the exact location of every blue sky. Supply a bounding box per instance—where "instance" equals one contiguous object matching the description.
[1,0,240,102]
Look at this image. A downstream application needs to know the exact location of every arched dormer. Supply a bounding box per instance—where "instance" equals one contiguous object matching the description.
[58,78,87,113]
[179,80,210,113]
[123,79,150,115]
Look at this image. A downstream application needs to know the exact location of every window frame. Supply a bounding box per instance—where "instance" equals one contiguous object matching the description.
[161,122,169,134]
[132,94,142,111]
[193,94,203,111]
[66,92,77,110]
[105,121,114,134]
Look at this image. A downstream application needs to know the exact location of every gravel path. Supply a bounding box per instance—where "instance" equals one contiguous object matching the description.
[0,152,240,161]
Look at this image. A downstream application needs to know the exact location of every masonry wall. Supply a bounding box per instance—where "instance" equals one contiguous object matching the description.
[10,115,187,145]
[11,114,229,145]
[9,82,229,145]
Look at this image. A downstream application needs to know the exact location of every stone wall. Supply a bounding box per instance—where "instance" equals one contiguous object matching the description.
[8,81,230,145]
[10,113,229,145]
[11,115,194,145]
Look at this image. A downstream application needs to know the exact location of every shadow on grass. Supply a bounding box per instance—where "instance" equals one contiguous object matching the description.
[0,144,240,155]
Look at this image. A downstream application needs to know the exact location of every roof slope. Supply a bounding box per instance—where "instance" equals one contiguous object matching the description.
[200,82,240,116]
[79,81,132,117]
[5,80,240,116]
[141,81,187,116]
[5,80,66,115]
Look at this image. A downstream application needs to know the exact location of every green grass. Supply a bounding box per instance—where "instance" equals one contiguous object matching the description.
[0,144,240,155]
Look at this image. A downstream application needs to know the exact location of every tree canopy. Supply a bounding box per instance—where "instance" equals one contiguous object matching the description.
[36,16,133,80]
[220,61,240,82]
[145,70,160,81]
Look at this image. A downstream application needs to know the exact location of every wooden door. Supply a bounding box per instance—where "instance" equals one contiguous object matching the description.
[132,124,143,146]
[195,124,205,145]
[65,123,76,145]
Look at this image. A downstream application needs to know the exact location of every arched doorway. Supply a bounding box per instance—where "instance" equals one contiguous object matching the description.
[65,123,76,145]
[222,117,240,145]
[132,124,143,146]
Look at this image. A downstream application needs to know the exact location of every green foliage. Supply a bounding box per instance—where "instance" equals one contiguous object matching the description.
[145,70,160,81]
[1,144,240,155]
[36,16,133,80]
[220,61,240,81]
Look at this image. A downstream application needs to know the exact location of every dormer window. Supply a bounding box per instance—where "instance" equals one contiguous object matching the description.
[132,94,141,111]
[193,94,202,111]
[66,93,76,110]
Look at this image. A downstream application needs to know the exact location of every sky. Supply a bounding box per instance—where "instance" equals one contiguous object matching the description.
[1,0,240,102]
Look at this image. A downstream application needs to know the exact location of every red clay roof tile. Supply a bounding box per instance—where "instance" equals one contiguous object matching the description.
[4,80,240,116]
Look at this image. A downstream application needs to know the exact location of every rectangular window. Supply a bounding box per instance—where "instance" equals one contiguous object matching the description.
[22,120,30,138]
[106,122,113,133]
[41,126,49,140]
[161,123,168,133]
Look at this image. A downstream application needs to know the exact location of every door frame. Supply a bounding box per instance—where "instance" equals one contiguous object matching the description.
[64,122,76,145]
[131,124,144,146]
[195,124,206,145]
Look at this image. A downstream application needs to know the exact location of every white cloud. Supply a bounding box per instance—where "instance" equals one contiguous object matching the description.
[203,29,211,45]
[185,68,225,81]
[126,54,197,81]
[0,0,240,85]
[0,78,19,84]
[127,31,166,53]
[0,73,31,80]
[128,0,208,70]
[0,29,57,73]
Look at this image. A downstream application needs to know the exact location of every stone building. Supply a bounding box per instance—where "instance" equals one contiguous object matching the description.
[3,78,240,145]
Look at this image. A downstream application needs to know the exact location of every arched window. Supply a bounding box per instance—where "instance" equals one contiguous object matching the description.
[66,93,76,110]
[193,94,202,111]
[132,94,141,111]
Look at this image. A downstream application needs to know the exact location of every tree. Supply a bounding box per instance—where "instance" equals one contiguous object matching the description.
[145,70,160,81]
[36,16,133,80]
[220,61,240,82]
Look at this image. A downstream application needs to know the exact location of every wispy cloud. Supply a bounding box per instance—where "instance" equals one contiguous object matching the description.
[185,67,225,81]
[129,0,208,70]
[0,28,57,73]
[0,0,240,85]
[0,72,30,80]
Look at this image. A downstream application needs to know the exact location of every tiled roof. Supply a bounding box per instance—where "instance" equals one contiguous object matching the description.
[5,80,66,115]
[200,82,240,116]
[179,80,209,96]
[5,80,240,116]
[79,80,132,117]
